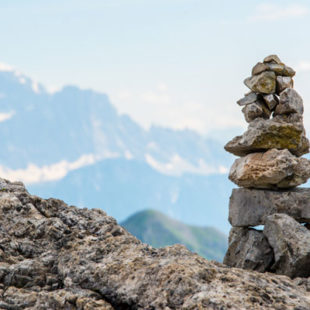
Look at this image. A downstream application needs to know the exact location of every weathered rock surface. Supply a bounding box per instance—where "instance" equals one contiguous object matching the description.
[275,88,304,115]
[237,92,258,106]
[244,71,276,94]
[223,227,273,273]
[1,178,310,309]
[263,55,282,64]
[229,149,310,189]
[263,94,278,110]
[241,101,271,123]
[264,213,310,278]
[276,76,294,93]
[224,118,309,156]
[229,188,310,227]
[252,62,295,77]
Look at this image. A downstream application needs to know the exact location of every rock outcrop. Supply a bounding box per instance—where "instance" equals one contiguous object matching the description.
[224,55,310,279]
[1,178,310,309]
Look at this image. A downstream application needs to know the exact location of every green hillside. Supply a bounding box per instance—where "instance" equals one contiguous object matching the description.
[121,209,227,262]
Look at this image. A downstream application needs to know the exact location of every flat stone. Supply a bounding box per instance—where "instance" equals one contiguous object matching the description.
[264,213,310,278]
[275,88,303,115]
[237,92,258,106]
[263,94,278,110]
[241,101,271,123]
[224,118,309,156]
[263,55,282,64]
[229,188,310,227]
[223,227,273,273]
[276,76,294,93]
[244,71,276,94]
[229,149,310,189]
[252,62,269,76]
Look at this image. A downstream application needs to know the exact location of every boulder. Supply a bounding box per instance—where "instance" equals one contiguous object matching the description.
[244,71,276,94]
[223,227,273,273]
[229,149,310,189]
[224,118,309,156]
[1,178,310,309]
[241,101,271,123]
[237,92,258,106]
[276,76,294,93]
[263,94,278,110]
[275,88,304,115]
[229,188,310,227]
[264,213,310,278]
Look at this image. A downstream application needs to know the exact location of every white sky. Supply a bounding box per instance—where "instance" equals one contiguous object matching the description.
[1,0,310,134]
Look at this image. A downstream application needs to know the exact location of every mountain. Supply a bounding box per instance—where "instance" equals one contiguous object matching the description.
[0,66,235,233]
[28,158,234,232]
[121,209,227,261]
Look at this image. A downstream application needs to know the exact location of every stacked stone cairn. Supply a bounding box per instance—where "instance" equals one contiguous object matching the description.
[223,55,310,278]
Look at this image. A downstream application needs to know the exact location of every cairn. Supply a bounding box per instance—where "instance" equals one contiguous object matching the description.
[223,55,310,278]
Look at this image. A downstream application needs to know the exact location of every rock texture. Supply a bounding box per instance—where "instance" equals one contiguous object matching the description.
[223,227,274,272]
[2,178,310,309]
[229,188,310,227]
[229,149,310,189]
[264,214,310,278]
[224,55,310,279]
[224,118,309,156]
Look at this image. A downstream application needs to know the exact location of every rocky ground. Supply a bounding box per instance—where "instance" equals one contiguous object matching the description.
[0,178,309,309]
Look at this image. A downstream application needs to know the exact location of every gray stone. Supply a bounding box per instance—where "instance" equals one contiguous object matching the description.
[275,88,304,115]
[276,76,294,93]
[223,227,273,273]
[1,178,310,309]
[244,71,276,94]
[263,54,282,64]
[252,62,295,77]
[263,94,278,110]
[229,149,310,189]
[264,213,310,278]
[237,92,257,106]
[241,101,271,123]
[252,62,269,76]
[229,188,310,227]
[224,118,309,156]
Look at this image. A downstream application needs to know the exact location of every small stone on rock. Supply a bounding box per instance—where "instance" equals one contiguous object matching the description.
[276,76,294,93]
[242,101,271,123]
[263,55,282,64]
[252,62,269,76]
[275,88,303,115]
[237,92,258,106]
[244,71,276,94]
[263,94,278,110]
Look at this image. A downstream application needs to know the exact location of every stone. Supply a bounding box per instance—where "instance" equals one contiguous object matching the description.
[229,188,310,227]
[229,149,310,189]
[263,54,282,64]
[241,101,271,123]
[251,62,269,76]
[236,92,257,106]
[263,94,278,110]
[1,178,310,308]
[223,227,273,273]
[264,213,310,278]
[244,71,276,94]
[224,118,309,156]
[276,76,294,93]
[252,62,296,77]
[275,88,304,115]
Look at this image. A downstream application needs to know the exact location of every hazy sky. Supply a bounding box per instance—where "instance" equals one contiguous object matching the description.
[1,0,310,135]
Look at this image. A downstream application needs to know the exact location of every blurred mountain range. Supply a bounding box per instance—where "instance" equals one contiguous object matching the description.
[121,209,227,262]
[0,67,235,233]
